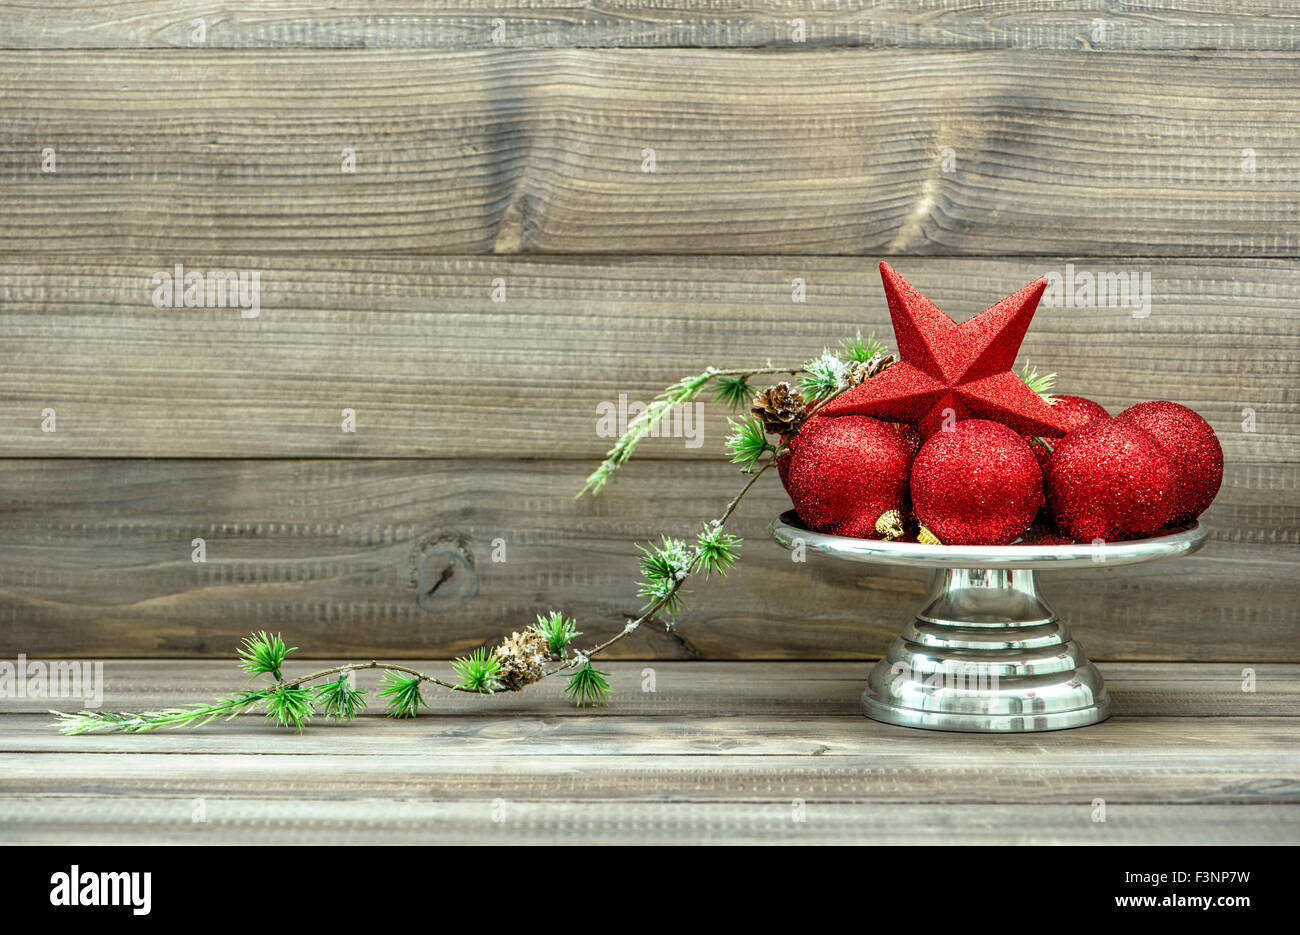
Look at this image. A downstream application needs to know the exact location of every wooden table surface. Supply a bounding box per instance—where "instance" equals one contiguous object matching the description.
[3,661,1297,845]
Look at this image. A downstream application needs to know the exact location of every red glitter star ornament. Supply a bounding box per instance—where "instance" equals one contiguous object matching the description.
[821,263,1073,438]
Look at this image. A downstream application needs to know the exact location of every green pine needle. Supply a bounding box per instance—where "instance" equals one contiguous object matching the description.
[52,689,271,735]
[726,416,771,471]
[264,685,315,731]
[637,576,688,615]
[1017,362,1058,403]
[713,375,755,412]
[799,350,847,401]
[581,369,716,497]
[636,537,692,614]
[838,330,888,363]
[315,675,368,722]
[450,650,504,695]
[531,612,582,657]
[378,671,428,716]
[694,523,742,577]
[565,662,612,707]
[237,631,296,681]
[638,536,692,582]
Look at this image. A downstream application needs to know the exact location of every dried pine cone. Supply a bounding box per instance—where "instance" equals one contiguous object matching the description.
[493,629,550,691]
[844,352,898,387]
[751,382,806,434]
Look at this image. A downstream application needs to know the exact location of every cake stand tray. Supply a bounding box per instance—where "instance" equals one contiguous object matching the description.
[770,511,1208,732]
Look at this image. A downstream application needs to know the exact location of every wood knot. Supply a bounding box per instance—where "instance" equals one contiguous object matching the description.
[414,535,479,611]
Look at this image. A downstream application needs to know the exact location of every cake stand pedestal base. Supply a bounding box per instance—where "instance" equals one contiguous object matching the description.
[769,510,1208,733]
[861,568,1108,732]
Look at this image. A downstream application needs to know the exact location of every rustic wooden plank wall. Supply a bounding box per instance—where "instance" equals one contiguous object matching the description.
[0,3,1295,660]
[2,51,1298,255]
[3,2,1299,50]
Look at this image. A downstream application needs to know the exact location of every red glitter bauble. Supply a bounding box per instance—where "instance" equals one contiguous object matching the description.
[778,414,912,538]
[1024,395,1109,469]
[1027,437,1053,470]
[776,401,818,489]
[1045,420,1177,541]
[1116,401,1223,523]
[1017,526,1076,546]
[1052,394,1110,430]
[893,422,924,458]
[891,422,925,523]
[910,419,1043,545]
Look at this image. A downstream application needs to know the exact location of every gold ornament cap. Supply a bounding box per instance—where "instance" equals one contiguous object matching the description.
[875,510,904,541]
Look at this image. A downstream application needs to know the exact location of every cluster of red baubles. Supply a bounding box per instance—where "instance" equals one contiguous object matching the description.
[778,264,1223,546]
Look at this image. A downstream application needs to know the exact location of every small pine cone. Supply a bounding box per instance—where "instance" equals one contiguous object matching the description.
[751,382,806,434]
[845,352,898,387]
[493,629,550,691]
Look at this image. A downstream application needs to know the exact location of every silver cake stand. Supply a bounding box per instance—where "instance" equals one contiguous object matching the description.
[770,511,1208,732]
